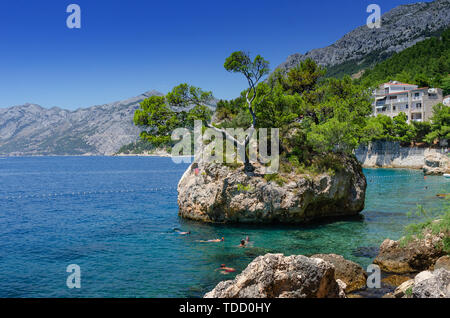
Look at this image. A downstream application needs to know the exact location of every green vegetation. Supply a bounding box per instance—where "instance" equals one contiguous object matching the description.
[215,57,373,172]
[263,173,287,186]
[133,83,213,148]
[236,183,254,192]
[117,139,172,155]
[133,40,449,171]
[359,28,450,94]
[400,202,450,254]
[361,103,449,146]
[405,287,413,297]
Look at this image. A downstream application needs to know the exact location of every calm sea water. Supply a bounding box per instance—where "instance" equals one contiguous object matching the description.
[0,156,448,298]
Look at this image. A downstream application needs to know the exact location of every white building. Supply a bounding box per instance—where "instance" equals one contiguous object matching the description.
[372,81,444,122]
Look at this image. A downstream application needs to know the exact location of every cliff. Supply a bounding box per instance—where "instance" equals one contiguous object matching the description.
[177,155,366,224]
[355,141,448,171]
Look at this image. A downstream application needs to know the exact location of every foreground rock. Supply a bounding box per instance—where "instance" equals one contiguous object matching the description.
[204,254,345,298]
[178,155,366,223]
[434,255,450,271]
[423,152,449,175]
[311,254,367,293]
[412,268,450,298]
[373,231,446,274]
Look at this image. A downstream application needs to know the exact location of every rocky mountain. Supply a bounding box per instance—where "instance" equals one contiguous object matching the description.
[277,0,450,76]
[0,91,163,156]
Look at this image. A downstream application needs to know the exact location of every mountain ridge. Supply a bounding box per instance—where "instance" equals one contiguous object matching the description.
[0,90,163,156]
[277,0,450,76]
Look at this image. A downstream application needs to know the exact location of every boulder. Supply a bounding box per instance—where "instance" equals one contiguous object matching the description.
[373,231,446,274]
[412,268,450,298]
[434,255,450,271]
[178,154,366,223]
[423,153,449,175]
[382,275,412,287]
[204,253,345,298]
[392,279,414,298]
[311,254,367,293]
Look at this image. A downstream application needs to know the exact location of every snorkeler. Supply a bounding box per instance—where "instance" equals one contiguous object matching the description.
[217,264,236,274]
[173,228,191,235]
[197,237,224,243]
[239,236,250,247]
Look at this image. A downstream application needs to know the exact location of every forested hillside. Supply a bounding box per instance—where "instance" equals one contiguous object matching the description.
[358,28,450,95]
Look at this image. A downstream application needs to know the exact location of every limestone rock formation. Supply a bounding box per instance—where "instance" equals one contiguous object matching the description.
[178,155,366,223]
[392,279,415,298]
[373,231,446,274]
[412,268,450,298]
[204,253,345,298]
[310,254,367,293]
[434,255,450,271]
[423,153,450,175]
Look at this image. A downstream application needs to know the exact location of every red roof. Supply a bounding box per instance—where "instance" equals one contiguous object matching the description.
[382,82,416,86]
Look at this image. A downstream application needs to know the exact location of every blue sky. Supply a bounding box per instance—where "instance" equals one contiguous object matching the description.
[0,0,424,109]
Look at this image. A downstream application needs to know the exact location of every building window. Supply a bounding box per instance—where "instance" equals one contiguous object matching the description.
[385,88,389,94]
[415,93,420,97]
[406,104,408,109]
[393,106,396,111]
[417,103,422,109]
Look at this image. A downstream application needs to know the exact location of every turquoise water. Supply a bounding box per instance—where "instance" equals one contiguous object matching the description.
[0,156,448,297]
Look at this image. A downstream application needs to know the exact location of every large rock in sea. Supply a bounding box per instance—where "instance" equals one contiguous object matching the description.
[177,154,366,223]
[373,229,447,274]
[204,253,345,298]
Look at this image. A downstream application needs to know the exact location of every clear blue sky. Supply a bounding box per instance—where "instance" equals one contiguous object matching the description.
[0,0,423,109]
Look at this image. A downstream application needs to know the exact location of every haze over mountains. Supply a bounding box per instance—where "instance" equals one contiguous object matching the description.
[1,0,449,156]
[0,91,162,156]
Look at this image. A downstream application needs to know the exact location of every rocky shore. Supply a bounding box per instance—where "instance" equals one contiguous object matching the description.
[355,141,449,174]
[205,225,449,298]
[177,155,366,223]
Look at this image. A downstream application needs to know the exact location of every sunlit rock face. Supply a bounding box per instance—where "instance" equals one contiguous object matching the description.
[204,253,346,298]
[177,154,366,224]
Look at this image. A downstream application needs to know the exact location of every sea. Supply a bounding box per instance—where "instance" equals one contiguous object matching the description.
[0,156,448,297]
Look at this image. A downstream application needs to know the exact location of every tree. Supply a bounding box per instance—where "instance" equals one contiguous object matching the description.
[134,85,213,147]
[133,95,180,146]
[393,112,414,143]
[307,117,358,154]
[278,58,325,95]
[442,75,450,96]
[411,121,432,144]
[221,51,270,165]
[425,103,450,144]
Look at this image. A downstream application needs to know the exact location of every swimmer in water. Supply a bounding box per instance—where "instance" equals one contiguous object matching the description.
[217,264,236,274]
[197,237,224,243]
[238,236,250,247]
[173,228,191,235]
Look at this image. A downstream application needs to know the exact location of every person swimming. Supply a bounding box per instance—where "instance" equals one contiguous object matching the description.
[217,264,236,274]
[197,237,224,243]
[238,236,250,247]
[173,228,191,235]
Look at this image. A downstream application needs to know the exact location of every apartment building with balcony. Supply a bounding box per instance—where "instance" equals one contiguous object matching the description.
[373,81,444,122]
